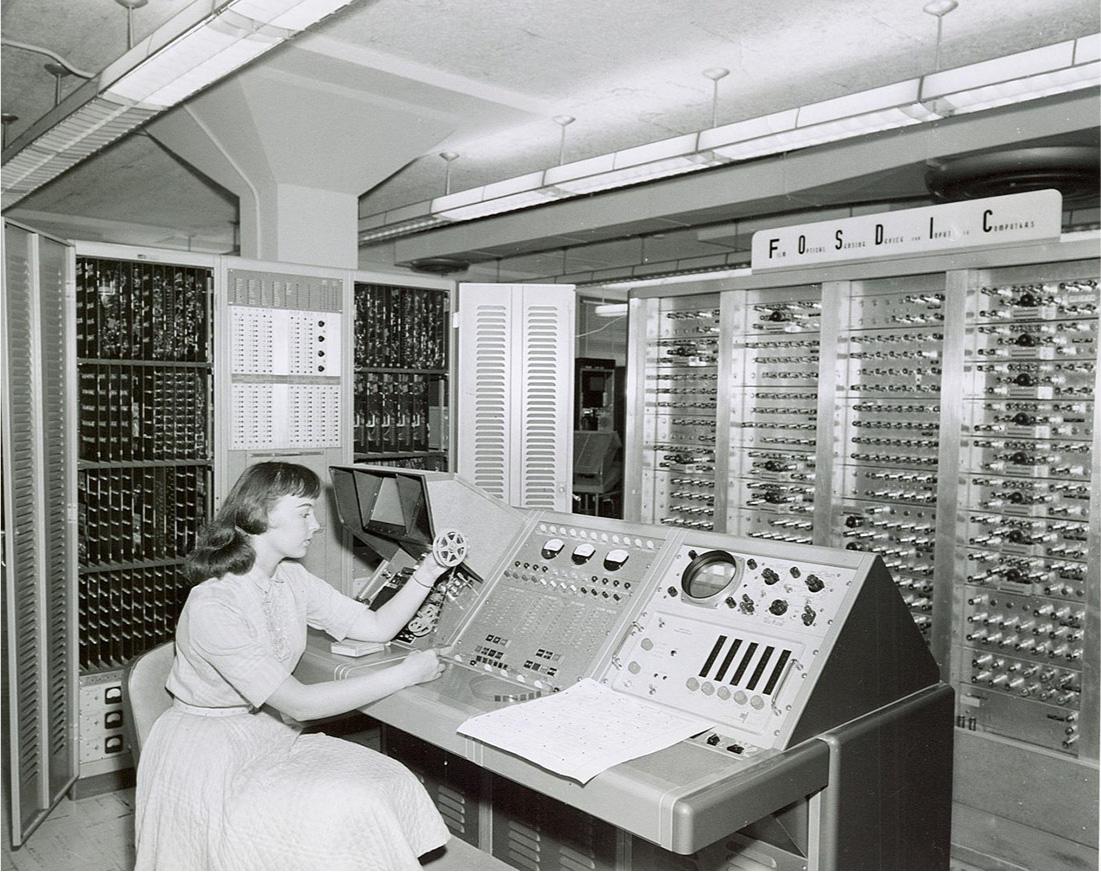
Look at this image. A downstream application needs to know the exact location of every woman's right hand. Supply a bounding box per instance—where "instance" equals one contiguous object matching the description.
[401,648,446,686]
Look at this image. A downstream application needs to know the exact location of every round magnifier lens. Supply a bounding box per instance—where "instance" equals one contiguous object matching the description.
[681,550,740,599]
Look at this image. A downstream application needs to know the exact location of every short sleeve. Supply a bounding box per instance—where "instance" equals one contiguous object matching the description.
[188,599,290,708]
[292,565,370,641]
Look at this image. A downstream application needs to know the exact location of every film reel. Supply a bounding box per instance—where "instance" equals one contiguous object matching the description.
[431,528,468,567]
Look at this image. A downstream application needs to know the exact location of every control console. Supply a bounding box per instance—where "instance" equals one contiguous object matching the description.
[447,512,673,692]
[601,531,933,751]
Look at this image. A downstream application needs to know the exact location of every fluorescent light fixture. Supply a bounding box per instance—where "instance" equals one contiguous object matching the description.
[698,110,799,151]
[552,153,722,195]
[428,171,547,216]
[708,80,942,160]
[593,303,628,317]
[3,0,359,206]
[924,61,1100,115]
[103,0,357,109]
[546,133,725,195]
[922,37,1100,115]
[104,14,281,107]
[1077,33,1101,64]
[432,187,563,221]
[230,0,353,31]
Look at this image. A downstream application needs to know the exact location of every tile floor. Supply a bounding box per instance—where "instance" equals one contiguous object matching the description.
[3,789,135,872]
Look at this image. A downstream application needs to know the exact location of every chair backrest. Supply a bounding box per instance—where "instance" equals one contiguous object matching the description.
[122,640,176,767]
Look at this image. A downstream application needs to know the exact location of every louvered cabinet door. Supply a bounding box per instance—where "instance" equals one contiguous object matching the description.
[516,286,575,511]
[456,284,575,511]
[2,223,77,846]
[456,285,515,501]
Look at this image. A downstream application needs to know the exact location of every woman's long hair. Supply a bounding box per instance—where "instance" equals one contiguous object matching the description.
[185,462,321,583]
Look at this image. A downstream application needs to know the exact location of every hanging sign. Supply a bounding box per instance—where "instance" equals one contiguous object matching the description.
[751,189,1062,271]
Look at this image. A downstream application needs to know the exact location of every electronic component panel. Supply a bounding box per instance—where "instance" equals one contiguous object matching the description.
[956,262,1097,756]
[227,268,343,451]
[603,532,936,752]
[831,275,946,638]
[448,512,676,692]
[726,285,821,544]
[353,283,450,468]
[639,294,720,530]
[75,255,213,671]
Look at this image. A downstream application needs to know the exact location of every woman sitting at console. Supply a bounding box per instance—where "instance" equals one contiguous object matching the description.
[135,461,451,870]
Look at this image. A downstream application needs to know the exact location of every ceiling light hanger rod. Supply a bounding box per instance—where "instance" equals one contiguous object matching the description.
[1,114,17,151]
[923,0,958,72]
[439,151,459,195]
[116,0,149,50]
[553,115,575,165]
[703,68,730,128]
[45,63,73,107]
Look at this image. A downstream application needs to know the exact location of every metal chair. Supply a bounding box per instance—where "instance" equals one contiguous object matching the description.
[121,640,175,767]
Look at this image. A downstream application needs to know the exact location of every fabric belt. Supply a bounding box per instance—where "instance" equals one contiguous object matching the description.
[172,699,252,717]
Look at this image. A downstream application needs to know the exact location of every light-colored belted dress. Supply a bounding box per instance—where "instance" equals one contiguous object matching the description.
[135,561,448,870]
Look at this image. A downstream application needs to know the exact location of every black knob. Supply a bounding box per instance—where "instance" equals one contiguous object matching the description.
[845,515,863,528]
[724,596,737,608]
[762,568,779,585]
[805,574,824,593]
[667,586,678,597]
[769,599,788,616]
[1012,412,1034,425]
[1015,333,1037,347]
[1014,373,1035,387]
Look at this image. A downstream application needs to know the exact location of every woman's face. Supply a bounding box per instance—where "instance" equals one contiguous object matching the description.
[263,493,321,559]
